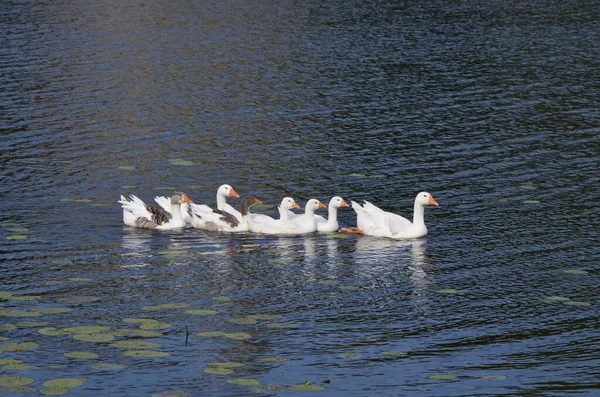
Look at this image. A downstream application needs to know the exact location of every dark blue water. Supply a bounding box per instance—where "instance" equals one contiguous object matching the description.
[1,0,599,396]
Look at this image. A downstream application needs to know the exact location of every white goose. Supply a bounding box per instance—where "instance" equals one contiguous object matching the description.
[119,191,192,230]
[249,197,300,225]
[154,184,240,225]
[341,192,439,239]
[316,196,350,232]
[249,199,326,235]
[189,196,261,232]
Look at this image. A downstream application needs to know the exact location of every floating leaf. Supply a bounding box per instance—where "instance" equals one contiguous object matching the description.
[63,326,110,334]
[184,309,219,316]
[142,303,191,311]
[523,200,540,204]
[7,294,41,301]
[227,317,258,325]
[224,332,252,340]
[208,362,245,368]
[0,375,35,387]
[563,301,591,307]
[3,363,35,370]
[0,341,39,352]
[158,251,183,257]
[256,357,288,363]
[120,185,137,189]
[0,359,23,365]
[152,391,189,397]
[43,378,87,389]
[265,322,298,329]
[519,185,536,190]
[113,329,163,338]
[139,321,171,330]
[381,351,409,357]
[168,159,194,166]
[544,296,570,302]
[37,307,74,314]
[64,351,99,359]
[118,165,136,171]
[6,235,27,240]
[0,309,42,317]
[4,386,37,392]
[439,289,459,294]
[288,383,325,391]
[428,374,458,380]
[247,314,282,321]
[92,363,127,370]
[73,333,114,343]
[227,378,260,386]
[563,269,589,275]
[338,286,359,291]
[153,187,176,191]
[0,323,17,331]
[0,291,13,299]
[212,296,231,302]
[69,278,91,282]
[110,340,162,349]
[40,388,70,395]
[16,321,48,328]
[39,327,71,336]
[196,331,226,337]
[6,227,29,233]
[59,296,100,303]
[329,233,349,239]
[122,350,170,358]
[203,367,233,375]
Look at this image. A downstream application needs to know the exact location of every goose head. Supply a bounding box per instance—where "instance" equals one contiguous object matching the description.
[218,184,240,198]
[305,199,326,213]
[171,191,192,205]
[280,197,300,210]
[416,192,439,207]
[329,196,349,209]
[241,196,262,216]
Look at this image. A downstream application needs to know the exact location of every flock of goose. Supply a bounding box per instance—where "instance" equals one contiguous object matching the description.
[119,184,439,239]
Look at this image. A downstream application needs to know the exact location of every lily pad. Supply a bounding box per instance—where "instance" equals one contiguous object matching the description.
[0,375,35,387]
[224,332,252,340]
[4,386,37,393]
[6,235,27,240]
[0,341,39,352]
[43,378,87,389]
[142,303,191,311]
[112,329,163,338]
[40,388,70,395]
[288,383,325,391]
[122,350,170,358]
[212,296,231,302]
[59,296,100,303]
[329,233,349,239]
[3,363,35,370]
[7,295,41,301]
[519,184,536,190]
[0,323,17,331]
[39,327,71,336]
[63,326,110,334]
[118,165,136,171]
[439,289,459,294]
[92,363,128,370]
[196,331,226,337]
[203,367,233,375]
[6,227,29,233]
[563,301,591,307]
[226,378,260,386]
[544,296,570,302]
[168,159,194,166]
[0,359,23,365]
[139,321,171,330]
[64,351,99,359]
[247,314,282,321]
[428,374,458,380]
[72,333,115,343]
[563,269,589,275]
[0,309,42,317]
[158,251,183,257]
[184,309,219,316]
[37,307,74,314]
[0,291,13,299]
[152,391,189,397]
[227,317,258,325]
[523,200,540,204]
[153,187,176,191]
[110,340,162,349]
[69,278,91,282]
[256,356,288,363]
[208,362,245,368]
[16,321,48,328]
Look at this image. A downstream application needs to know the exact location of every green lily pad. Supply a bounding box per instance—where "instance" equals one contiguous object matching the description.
[0,375,35,387]
[16,321,48,328]
[563,269,589,275]
[3,386,37,393]
[69,278,92,282]
[203,367,233,375]
[184,309,219,316]
[152,391,189,397]
[43,378,87,389]
[208,362,245,368]
[0,309,42,317]
[381,351,409,357]
[0,341,39,352]
[264,322,298,329]
[519,184,536,190]
[39,327,72,336]
[224,332,252,340]
[428,374,458,380]
[153,187,176,191]
[196,331,226,337]
[212,296,231,302]
[6,235,27,240]
[0,323,17,331]
[256,356,288,363]
[7,295,41,301]
[92,363,128,370]
[158,251,183,257]
[523,200,540,204]
[6,227,29,233]
[544,296,570,302]
[122,350,170,358]
[59,296,100,303]
[3,363,35,370]
[118,165,136,171]
[288,383,325,391]
[0,291,13,299]
[563,301,591,306]
[0,359,23,365]
[329,233,349,239]
[139,321,171,330]
[227,317,258,325]
[37,307,74,314]
[439,289,459,294]
[338,286,359,291]
[72,333,115,343]
[142,303,191,311]
[40,388,70,395]
[0,337,10,341]
[168,159,195,166]
[63,326,110,334]
[64,351,99,359]
[110,340,162,349]
[226,378,261,386]
[247,314,282,321]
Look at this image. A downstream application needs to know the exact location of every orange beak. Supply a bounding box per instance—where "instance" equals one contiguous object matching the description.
[254,198,262,205]
[292,202,301,209]
[229,188,240,198]
[429,195,439,206]
[319,202,327,208]
[341,200,349,207]
[183,195,193,203]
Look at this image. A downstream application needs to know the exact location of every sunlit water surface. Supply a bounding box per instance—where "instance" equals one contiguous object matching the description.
[1,0,599,396]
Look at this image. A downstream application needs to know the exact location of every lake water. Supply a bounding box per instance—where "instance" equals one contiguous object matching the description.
[1,0,599,396]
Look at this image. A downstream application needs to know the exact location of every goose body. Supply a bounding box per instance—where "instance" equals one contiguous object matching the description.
[249,199,326,235]
[316,196,349,232]
[190,196,261,232]
[343,192,439,239]
[119,192,191,230]
[248,197,300,228]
